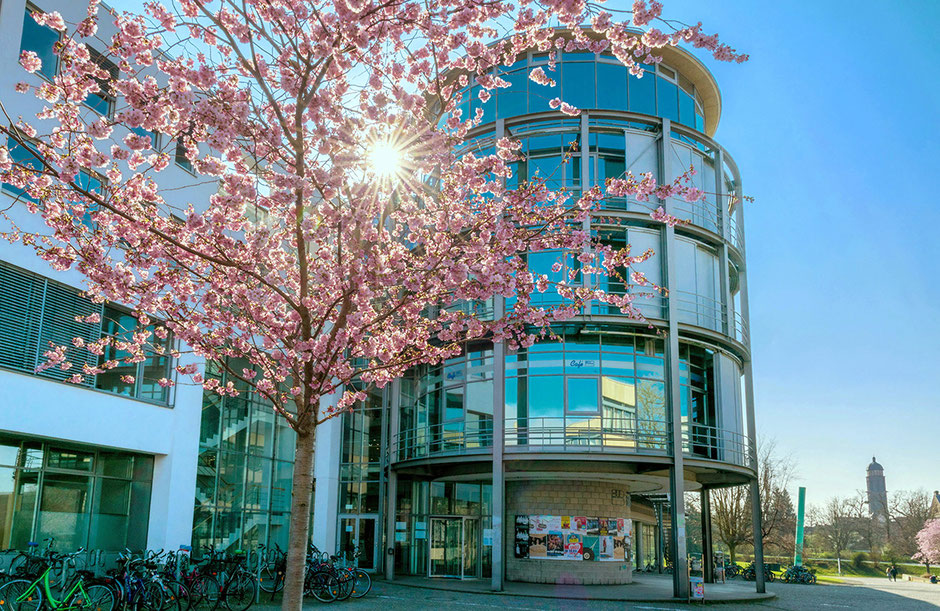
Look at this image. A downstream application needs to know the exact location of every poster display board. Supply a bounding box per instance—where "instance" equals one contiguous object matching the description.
[516,515,631,561]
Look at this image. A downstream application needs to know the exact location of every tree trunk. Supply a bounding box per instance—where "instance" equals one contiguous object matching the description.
[836,553,842,576]
[729,545,736,565]
[282,427,316,611]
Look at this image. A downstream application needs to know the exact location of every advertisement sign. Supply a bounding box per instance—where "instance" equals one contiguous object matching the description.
[515,515,631,561]
[690,576,705,600]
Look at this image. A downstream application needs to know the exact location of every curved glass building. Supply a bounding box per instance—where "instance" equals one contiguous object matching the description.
[339,41,763,597]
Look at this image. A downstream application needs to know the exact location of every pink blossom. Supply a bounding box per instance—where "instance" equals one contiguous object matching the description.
[19,51,42,74]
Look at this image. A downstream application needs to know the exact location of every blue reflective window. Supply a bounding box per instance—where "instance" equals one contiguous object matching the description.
[567,378,599,412]
[20,9,59,80]
[2,137,42,202]
[628,71,656,116]
[678,91,695,127]
[656,78,679,123]
[594,132,624,155]
[497,69,528,118]
[528,67,556,112]
[602,352,635,376]
[474,86,496,125]
[695,112,705,132]
[86,50,118,117]
[561,61,595,110]
[74,171,102,228]
[528,375,563,419]
[596,63,627,111]
[175,140,193,173]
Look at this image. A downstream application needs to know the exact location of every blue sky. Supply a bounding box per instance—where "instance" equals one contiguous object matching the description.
[640,0,940,507]
[107,0,940,508]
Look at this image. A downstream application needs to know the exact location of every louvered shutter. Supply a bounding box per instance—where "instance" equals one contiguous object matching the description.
[0,263,43,372]
[36,282,102,385]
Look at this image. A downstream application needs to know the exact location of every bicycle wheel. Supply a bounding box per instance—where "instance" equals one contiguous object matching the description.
[304,570,337,604]
[0,579,43,611]
[189,575,220,609]
[164,581,192,611]
[350,570,371,598]
[334,570,355,601]
[222,573,255,611]
[258,563,283,594]
[82,584,116,611]
[140,580,166,611]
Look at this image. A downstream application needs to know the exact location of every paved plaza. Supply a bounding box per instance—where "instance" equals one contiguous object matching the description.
[286,575,940,610]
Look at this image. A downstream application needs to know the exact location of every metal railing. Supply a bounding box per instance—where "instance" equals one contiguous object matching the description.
[672,290,749,346]
[392,416,753,469]
[681,421,753,468]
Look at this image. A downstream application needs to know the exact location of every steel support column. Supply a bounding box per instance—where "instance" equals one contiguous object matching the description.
[701,488,714,583]
[492,120,507,591]
[660,118,689,599]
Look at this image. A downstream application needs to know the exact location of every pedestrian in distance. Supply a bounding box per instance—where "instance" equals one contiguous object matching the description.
[886,566,892,580]
[890,565,899,582]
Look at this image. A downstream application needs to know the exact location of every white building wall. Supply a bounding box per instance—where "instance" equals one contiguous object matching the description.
[0,0,219,550]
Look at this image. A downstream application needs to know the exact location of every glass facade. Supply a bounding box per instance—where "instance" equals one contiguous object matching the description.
[393,481,492,578]
[337,387,383,570]
[0,434,152,550]
[393,333,746,465]
[454,53,706,130]
[193,360,297,552]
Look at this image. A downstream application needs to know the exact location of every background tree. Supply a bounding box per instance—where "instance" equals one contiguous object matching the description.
[712,484,750,563]
[912,519,940,575]
[847,491,882,562]
[709,437,796,561]
[812,496,857,575]
[889,489,934,559]
[0,1,744,608]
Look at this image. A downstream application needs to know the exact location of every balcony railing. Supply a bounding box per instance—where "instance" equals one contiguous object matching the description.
[673,290,749,346]
[392,417,754,469]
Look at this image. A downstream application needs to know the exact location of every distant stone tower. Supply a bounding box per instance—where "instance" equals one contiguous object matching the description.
[866,457,888,521]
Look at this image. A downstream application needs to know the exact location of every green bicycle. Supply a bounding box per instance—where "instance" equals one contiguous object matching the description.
[0,555,115,611]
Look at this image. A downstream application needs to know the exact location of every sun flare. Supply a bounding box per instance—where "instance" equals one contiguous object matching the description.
[367,140,402,178]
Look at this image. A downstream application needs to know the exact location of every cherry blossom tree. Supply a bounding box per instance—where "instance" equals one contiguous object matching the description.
[913,519,940,575]
[0,0,745,607]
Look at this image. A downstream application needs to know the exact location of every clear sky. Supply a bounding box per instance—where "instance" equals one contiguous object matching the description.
[631,0,940,509]
[106,0,940,509]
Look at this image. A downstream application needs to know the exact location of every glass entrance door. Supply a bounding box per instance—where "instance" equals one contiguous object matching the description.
[338,515,378,571]
[429,517,479,579]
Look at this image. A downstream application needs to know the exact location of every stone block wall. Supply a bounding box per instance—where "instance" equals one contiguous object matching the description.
[505,479,634,585]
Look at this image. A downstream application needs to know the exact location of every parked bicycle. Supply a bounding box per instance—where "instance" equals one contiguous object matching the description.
[0,548,115,611]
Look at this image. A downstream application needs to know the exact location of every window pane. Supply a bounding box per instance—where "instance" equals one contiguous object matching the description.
[567,377,599,412]
[596,63,627,111]
[497,69,527,118]
[562,61,595,109]
[679,90,696,127]
[38,473,91,550]
[628,70,656,115]
[47,448,93,471]
[20,10,58,80]
[656,78,679,122]
[528,375,563,420]
[2,137,43,202]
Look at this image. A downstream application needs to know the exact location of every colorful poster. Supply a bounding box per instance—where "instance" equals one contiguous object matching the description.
[546,531,564,557]
[530,515,549,534]
[564,533,583,559]
[528,532,548,558]
[514,515,631,562]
